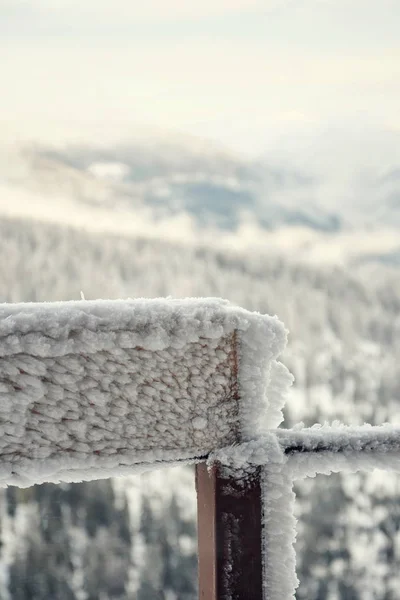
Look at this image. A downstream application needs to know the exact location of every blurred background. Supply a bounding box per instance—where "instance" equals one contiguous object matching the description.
[1,1,400,598]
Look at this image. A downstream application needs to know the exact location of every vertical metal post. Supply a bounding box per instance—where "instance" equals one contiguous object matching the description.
[196,463,264,600]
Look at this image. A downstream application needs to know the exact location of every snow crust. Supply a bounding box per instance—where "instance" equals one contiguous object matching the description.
[4,297,400,600]
[262,467,298,600]
[280,423,400,479]
[210,423,400,600]
[0,297,288,487]
[209,434,284,480]
[213,423,400,477]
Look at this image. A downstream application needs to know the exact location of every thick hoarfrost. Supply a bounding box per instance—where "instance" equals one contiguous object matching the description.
[280,423,400,479]
[0,297,289,487]
[211,424,400,479]
[262,467,298,600]
[4,297,400,600]
[211,423,400,600]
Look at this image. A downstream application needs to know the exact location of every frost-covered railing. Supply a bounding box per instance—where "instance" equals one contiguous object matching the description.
[1,298,400,600]
[211,424,400,600]
[0,298,288,486]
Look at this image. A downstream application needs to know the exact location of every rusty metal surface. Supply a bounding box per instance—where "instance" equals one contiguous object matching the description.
[196,463,218,600]
[196,463,263,600]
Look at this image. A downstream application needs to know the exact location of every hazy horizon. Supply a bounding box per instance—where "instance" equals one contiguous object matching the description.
[1,0,399,160]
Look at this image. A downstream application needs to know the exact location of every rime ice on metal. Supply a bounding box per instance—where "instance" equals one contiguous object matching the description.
[0,297,288,487]
[5,297,398,600]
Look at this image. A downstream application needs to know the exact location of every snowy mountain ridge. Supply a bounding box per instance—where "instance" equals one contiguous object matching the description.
[2,138,400,271]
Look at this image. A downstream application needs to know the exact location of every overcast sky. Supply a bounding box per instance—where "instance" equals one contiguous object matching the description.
[1,0,399,156]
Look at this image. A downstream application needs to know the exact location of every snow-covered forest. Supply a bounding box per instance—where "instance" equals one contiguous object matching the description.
[1,215,400,599]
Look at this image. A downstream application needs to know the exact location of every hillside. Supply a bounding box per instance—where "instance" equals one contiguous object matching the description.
[0,140,358,235]
[0,214,399,598]
[3,137,400,274]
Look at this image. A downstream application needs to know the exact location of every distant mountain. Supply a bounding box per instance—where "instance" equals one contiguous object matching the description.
[2,132,400,270]
[0,137,342,233]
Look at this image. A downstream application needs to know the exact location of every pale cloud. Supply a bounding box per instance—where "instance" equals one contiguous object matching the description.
[1,37,400,153]
[1,0,400,154]
[2,0,284,21]
[3,0,397,27]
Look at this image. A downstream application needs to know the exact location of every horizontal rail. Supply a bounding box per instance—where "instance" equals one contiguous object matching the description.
[206,425,400,481]
[276,424,400,455]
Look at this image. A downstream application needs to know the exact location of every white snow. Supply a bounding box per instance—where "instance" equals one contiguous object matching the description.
[0,297,288,487]
[3,296,400,600]
[209,434,285,480]
[280,423,400,479]
[262,467,298,600]
[209,423,400,600]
